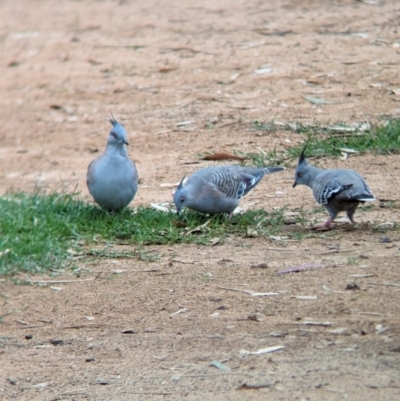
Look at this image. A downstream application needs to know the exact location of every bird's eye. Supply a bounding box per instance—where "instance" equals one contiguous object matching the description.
[111,132,117,139]
[297,172,303,178]
[180,197,185,204]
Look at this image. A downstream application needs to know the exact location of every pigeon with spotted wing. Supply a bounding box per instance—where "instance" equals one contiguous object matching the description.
[293,143,374,228]
[173,165,284,216]
[87,116,138,211]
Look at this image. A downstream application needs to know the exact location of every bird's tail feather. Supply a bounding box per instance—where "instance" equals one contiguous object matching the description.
[357,195,375,202]
[346,193,375,202]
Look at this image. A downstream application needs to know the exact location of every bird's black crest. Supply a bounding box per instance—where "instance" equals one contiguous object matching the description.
[298,139,310,164]
[177,176,186,190]
[107,112,118,126]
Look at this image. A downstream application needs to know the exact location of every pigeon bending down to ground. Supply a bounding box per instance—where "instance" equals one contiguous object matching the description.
[292,143,375,228]
[87,116,138,211]
[173,165,284,216]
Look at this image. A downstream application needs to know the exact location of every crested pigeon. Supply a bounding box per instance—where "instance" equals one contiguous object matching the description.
[87,116,138,211]
[293,143,375,228]
[173,165,284,216]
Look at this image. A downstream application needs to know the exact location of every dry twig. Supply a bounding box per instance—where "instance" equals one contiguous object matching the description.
[31,278,95,284]
[368,282,400,288]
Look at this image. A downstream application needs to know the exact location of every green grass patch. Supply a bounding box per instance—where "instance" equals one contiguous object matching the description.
[251,118,400,159]
[289,119,400,158]
[0,192,289,276]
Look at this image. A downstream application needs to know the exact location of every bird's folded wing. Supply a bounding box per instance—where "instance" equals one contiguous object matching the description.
[313,176,353,204]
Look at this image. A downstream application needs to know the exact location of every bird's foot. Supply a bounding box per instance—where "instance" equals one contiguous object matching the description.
[311,219,333,231]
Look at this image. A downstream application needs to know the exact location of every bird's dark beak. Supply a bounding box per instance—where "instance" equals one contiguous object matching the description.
[292,181,297,188]
[124,140,129,146]
[176,208,181,216]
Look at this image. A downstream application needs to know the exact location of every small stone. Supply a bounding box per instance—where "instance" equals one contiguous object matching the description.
[250,262,268,269]
[345,283,360,291]
[86,357,95,362]
[50,339,64,346]
[25,334,33,340]
[121,329,137,334]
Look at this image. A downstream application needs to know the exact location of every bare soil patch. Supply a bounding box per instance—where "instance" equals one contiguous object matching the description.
[1,0,400,399]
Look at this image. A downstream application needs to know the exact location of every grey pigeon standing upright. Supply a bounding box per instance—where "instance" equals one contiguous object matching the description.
[173,165,284,216]
[87,116,138,211]
[293,142,375,228]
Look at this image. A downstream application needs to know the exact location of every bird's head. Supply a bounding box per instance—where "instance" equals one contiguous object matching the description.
[173,176,188,215]
[293,140,310,188]
[107,115,129,146]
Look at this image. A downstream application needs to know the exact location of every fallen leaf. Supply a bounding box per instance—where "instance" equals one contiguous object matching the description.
[278,263,325,274]
[158,66,178,73]
[303,95,333,105]
[211,360,230,371]
[202,153,247,161]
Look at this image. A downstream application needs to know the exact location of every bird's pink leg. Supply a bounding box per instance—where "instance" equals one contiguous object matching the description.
[312,218,333,230]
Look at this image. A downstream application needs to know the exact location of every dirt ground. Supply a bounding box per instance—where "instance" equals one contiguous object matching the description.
[1,0,400,399]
